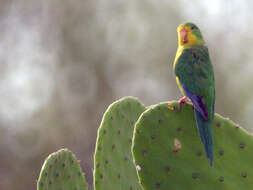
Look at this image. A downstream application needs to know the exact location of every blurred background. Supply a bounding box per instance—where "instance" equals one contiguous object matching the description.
[0,0,253,189]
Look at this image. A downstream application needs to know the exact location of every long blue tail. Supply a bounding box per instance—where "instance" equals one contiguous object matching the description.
[194,109,214,167]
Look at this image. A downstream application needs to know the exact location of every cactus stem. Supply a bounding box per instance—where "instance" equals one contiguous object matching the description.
[192,173,199,179]
[239,143,245,149]
[155,183,161,188]
[242,172,247,178]
[219,177,224,182]
[94,97,145,190]
[216,122,221,127]
[197,151,202,156]
[165,167,170,172]
[136,165,142,171]
[219,150,224,156]
[142,151,147,156]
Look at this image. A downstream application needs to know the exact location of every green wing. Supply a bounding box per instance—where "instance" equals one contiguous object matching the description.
[174,46,215,119]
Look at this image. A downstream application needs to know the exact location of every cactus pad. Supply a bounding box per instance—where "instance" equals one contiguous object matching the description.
[37,148,88,190]
[132,101,253,190]
[94,97,146,190]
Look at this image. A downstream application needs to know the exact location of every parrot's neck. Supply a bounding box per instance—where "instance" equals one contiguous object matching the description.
[173,46,184,70]
[178,41,205,49]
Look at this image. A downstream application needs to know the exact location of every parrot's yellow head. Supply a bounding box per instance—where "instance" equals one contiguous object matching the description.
[177,22,205,47]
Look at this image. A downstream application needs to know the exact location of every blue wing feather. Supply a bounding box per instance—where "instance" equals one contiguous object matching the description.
[182,84,208,120]
[181,82,214,167]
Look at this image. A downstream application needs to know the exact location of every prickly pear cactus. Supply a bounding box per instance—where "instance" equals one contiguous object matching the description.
[132,101,253,190]
[94,97,146,190]
[37,148,88,190]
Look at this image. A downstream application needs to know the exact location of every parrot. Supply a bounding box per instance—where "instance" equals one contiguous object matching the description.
[173,22,215,167]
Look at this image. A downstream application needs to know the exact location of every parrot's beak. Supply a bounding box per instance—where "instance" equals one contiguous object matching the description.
[180,28,188,44]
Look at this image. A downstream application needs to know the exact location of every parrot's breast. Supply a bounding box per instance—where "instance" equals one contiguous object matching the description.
[176,77,186,96]
[173,47,184,71]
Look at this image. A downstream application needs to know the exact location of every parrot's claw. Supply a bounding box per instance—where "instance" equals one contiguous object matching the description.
[177,96,187,111]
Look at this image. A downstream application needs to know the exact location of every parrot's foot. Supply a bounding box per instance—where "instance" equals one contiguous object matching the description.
[178,96,187,111]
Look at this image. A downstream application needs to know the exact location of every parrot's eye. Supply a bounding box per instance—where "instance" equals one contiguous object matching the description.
[191,26,197,30]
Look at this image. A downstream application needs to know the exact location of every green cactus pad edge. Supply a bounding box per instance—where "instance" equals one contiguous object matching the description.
[132,101,253,190]
[37,148,88,190]
[94,97,146,190]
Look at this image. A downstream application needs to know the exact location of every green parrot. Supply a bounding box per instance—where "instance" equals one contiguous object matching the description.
[173,22,215,167]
